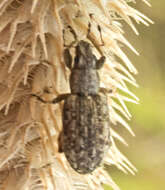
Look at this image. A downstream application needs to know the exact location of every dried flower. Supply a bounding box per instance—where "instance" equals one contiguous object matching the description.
[0,0,153,190]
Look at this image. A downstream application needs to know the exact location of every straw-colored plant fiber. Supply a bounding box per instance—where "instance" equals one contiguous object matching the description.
[0,0,152,190]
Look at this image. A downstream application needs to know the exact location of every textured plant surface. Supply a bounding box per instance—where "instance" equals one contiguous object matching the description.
[0,0,153,190]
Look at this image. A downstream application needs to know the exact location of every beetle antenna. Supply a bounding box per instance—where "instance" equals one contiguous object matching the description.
[97,25,104,46]
[63,26,77,48]
[88,14,104,46]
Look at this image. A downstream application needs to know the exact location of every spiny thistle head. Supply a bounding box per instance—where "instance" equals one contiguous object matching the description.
[0,0,153,190]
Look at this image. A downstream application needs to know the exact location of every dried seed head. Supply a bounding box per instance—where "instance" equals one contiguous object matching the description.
[0,0,152,190]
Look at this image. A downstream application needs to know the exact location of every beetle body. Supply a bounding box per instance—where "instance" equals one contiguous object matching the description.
[59,41,111,174]
[61,93,110,174]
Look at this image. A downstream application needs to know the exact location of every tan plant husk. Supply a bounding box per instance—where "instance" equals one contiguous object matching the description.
[0,0,153,189]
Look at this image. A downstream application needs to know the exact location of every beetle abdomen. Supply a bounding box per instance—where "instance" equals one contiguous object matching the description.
[62,93,110,174]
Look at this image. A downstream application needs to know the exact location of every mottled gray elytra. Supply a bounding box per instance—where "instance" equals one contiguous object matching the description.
[33,40,111,174]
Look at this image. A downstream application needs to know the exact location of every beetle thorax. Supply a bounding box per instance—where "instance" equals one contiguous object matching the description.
[70,68,100,95]
[70,41,100,95]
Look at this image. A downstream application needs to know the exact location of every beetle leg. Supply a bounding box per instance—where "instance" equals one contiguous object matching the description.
[64,48,72,70]
[67,26,77,46]
[97,25,104,46]
[96,56,106,69]
[32,93,70,104]
[58,131,63,153]
[51,94,70,104]
[99,88,113,94]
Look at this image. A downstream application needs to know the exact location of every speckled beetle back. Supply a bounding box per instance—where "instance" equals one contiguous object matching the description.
[62,93,110,174]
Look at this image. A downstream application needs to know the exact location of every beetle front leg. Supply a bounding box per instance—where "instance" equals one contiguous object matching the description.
[64,48,72,70]
[96,56,106,69]
[32,93,70,104]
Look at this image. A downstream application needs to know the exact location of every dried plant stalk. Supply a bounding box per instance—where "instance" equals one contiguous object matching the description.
[0,0,152,190]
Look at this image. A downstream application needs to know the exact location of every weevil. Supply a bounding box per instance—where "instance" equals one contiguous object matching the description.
[33,38,111,174]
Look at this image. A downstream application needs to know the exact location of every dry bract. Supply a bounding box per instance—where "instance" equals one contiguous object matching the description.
[0,0,152,190]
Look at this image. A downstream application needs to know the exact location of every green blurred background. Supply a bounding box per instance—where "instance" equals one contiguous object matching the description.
[107,1,165,190]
